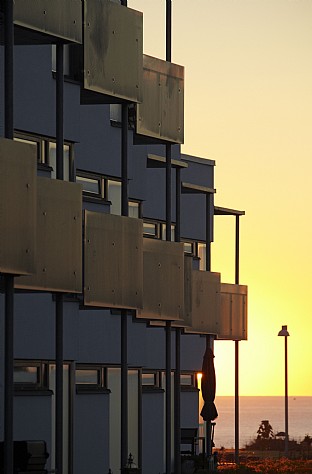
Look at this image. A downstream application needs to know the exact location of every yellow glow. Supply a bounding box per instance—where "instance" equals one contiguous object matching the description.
[129,0,312,396]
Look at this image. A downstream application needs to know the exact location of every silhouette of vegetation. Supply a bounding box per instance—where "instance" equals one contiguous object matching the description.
[257,420,274,440]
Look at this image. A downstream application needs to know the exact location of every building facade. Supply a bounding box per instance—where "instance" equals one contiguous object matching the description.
[0,2,247,473]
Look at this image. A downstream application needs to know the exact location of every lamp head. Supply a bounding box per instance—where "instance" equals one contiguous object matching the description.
[278,325,290,337]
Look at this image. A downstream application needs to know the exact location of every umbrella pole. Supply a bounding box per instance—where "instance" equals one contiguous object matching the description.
[205,335,214,467]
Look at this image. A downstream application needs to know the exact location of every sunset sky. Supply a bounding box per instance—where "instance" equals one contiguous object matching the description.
[129,0,312,396]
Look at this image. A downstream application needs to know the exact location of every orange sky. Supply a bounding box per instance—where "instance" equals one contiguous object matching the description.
[129,0,312,396]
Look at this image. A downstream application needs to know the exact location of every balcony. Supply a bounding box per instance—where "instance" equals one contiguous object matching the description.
[0,138,37,276]
[137,239,184,321]
[218,283,248,341]
[16,177,82,293]
[134,55,184,144]
[1,0,82,44]
[84,211,143,309]
[72,0,143,104]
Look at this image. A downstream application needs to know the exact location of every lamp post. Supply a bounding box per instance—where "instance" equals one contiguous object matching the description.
[278,325,290,456]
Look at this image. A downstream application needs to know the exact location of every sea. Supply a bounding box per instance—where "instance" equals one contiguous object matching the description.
[210,396,312,449]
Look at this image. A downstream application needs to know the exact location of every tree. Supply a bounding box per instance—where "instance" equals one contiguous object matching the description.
[257,420,274,440]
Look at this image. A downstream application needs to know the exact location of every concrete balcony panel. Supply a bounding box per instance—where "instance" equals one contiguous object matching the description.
[183,256,221,335]
[137,239,184,321]
[4,0,83,44]
[16,177,82,292]
[79,0,143,104]
[0,138,37,275]
[218,283,248,340]
[135,55,184,144]
[84,211,143,309]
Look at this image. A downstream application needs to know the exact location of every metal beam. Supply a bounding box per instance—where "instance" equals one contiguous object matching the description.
[55,42,64,474]
[4,3,14,473]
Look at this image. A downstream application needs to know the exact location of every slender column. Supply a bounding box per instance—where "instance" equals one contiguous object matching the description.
[234,216,240,464]
[205,336,214,459]
[205,194,213,465]
[165,321,172,474]
[4,3,14,473]
[205,194,211,272]
[174,167,181,474]
[55,294,64,474]
[120,48,129,472]
[175,168,181,243]
[165,3,173,473]
[4,275,14,474]
[56,44,64,180]
[174,328,181,474]
[55,43,64,474]
[4,0,14,139]
[285,336,289,456]
[121,312,128,470]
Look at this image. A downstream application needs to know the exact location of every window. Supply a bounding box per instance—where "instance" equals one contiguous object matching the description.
[180,373,196,387]
[129,200,141,218]
[198,243,206,271]
[107,179,121,215]
[142,371,161,388]
[49,142,70,181]
[143,221,160,239]
[52,44,71,76]
[75,365,106,391]
[161,223,175,242]
[76,170,142,218]
[14,362,48,390]
[14,132,73,181]
[183,241,195,255]
[76,174,102,198]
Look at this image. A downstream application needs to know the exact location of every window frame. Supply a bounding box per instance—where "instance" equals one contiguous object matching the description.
[14,131,74,181]
[75,364,108,393]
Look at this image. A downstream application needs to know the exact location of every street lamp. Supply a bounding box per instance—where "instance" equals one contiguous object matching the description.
[278,325,290,456]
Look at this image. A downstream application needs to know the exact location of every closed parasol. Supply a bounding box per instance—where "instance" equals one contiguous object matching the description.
[200,347,218,421]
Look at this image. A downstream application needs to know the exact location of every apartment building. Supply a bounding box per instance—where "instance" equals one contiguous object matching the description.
[0,2,247,473]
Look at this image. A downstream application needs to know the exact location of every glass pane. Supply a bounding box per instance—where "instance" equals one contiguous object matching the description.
[184,242,193,255]
[180,374,193,386]
[161,223,175,241]
[76,369,99,385]
[49,142,70,181]
[76,176,100,195]
[107,180,121,215]
[142,373,156,386]
[14,366,39,384]
[128,201,140,218]
[143,222,157,237]
[198,243,206,271]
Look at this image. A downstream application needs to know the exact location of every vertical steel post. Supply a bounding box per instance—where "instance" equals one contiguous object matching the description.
[55,294,64,474]
[4,3,14,473]
[4,0,14,140]
[174,167,181,474]
[205,336,214,461]
[205,194,213,464]
[120,1,129,465]
[55,42,64,474]
[4,275,14,474]
[165,2,172,473]
[174,328,181,474]
[234,215,240,464]
[205,194,211,272]
[165,320,172,474]
[285,336,289,456]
